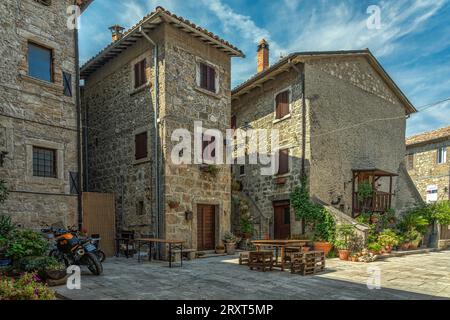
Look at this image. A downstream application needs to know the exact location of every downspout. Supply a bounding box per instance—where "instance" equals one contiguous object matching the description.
[74,17,83,230]
[139,27,162,241]
[288,60,306,177]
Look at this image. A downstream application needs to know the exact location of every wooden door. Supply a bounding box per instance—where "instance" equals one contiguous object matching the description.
[274,202,291,240]
[197,204,216,250]
[82,192,116,257]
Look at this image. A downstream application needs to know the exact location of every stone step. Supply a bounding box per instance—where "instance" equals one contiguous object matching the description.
[377,248,439,260]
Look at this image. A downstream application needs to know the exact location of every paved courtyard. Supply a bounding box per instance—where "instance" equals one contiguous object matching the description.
[56,251,450,300]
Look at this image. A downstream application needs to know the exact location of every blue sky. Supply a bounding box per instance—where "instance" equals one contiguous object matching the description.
[79,0,450,137]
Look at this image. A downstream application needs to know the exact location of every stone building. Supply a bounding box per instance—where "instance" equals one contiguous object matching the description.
[231,43,422,239]
[406,126,450,203]
[0,0,92,228]
[81,7,243,250]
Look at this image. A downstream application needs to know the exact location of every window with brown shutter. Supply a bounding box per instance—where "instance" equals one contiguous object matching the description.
[275,90,290,119]
[134,59,147,89]
[278,148,289,175]
[200,63,216,92]
[135,132,147,160]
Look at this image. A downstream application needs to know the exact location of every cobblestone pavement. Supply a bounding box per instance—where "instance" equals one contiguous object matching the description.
[56,251,450,300]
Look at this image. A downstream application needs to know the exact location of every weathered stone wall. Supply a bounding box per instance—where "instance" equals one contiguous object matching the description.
[83,26,164,235]
[306,56,421,215]
[0,0,79,228]
[231,68,305,238]
[406,140,450,202]
[162,24,232,248]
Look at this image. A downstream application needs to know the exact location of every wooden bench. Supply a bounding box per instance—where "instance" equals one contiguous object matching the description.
[249,251,274,272]
[239,252,250,265]
[291,251,325,276]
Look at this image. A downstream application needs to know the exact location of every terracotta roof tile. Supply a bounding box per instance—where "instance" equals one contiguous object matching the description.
[406,126,450,146]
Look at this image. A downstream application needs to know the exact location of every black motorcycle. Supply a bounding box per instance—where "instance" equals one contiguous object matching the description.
[42,227,103,276]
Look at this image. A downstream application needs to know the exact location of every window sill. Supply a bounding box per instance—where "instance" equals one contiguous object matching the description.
[194,86,221,99]
[130,83,151,96]
[274,173,291,179]
[273,114,292,124]
[134,158,151,166]
[20,74,63,91]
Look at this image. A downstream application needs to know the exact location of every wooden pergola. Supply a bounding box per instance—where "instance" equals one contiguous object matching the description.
[352,168,398,218]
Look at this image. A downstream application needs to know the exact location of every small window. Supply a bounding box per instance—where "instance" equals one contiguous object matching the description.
[34,0,51,6]
[275,90,290,119]
[135,132,148,160]
[137,201,145,216]
[63,72,72,97]
[277,148,289,175]
[437,147,447,164]
[33,147,56,178]
[407,153,414,170]
[239,165,245,176]
[28,42,53,82]
[134,59,147,89]
[199,63,216,92]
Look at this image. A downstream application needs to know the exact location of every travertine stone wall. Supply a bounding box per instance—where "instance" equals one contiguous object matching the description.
[406,140,450,202]
[0,0,79,228]
[306,56,421,214]
[231,68,305,238]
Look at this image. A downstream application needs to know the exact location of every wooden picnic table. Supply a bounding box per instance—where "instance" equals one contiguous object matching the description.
[252,240,308,271]
[135,238,185,268]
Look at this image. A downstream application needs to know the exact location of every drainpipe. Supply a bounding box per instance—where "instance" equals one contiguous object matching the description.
[139,27,162,243]
[74,18,83,230]
[288,60,306,178]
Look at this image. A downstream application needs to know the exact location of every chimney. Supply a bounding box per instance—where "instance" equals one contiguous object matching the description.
[109,25,125,42]
[257,39,269,73]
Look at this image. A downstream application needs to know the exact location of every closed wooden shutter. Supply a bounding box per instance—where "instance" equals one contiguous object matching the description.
[276,91,289,119]
[231,115,237,130]
[200,63,216,92]
[134,59,147,88]
[135,132,148,160]
[63,71,72,97]
[278,148,289,175]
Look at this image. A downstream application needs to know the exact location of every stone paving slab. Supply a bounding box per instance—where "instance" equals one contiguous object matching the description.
[55,251,450,300]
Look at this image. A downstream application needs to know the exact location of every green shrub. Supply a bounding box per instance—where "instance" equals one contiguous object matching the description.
[6,229,49,261]
[378,229,400,247]
[313,208,336,243]
[0,272,55,300]
[367,242,382,252]
[0,215,16,239]
[18,256,65,273]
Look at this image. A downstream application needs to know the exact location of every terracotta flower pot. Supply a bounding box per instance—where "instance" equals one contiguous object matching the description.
[409,242,419,250]
[225,242,236,255]
[313,242,333,256]
[351,256,358,262]
[302,246,310,252]
[338,249,350,261]
[400,242,410,251]
[384,246,393,254]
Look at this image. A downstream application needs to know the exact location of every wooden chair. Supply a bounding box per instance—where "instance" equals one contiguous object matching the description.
[115,230,135,258]
[239,252,250,265]
[291,251,325,276]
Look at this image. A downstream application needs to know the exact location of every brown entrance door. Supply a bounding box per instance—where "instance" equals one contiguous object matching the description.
[273,201,291,240]
[197,204,216,250]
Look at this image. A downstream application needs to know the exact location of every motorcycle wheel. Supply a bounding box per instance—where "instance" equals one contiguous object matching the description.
[49,250,70,267]
[81,252,103,275]
[96,250,106,263]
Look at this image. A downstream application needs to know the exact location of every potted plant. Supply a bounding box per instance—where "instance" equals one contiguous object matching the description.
[223,231,238,255]
[367,242,382,255]
[350,253,359,262]
[334,225,356,261]
[406,229,422,250]
[399,235,411,251]
[215,243,225,254]
[240,215,254,239]
[378,229,400,253]
[357,181,373,213]
[312,209,336,256]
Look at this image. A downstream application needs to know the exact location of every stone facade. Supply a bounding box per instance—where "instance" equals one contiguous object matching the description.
[0,0,83,228]
[406,127,450,203]
[232,52,422,238]
[82,9,242,250]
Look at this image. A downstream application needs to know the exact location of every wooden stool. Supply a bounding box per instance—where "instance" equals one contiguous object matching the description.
[290,252,306,274]
[239,252,250,265]
[249,251,274,272]
[302,251,325,276]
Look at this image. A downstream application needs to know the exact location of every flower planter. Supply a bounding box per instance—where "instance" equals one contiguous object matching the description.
[302,246,310,253]
[225,242,236,255]
[409,242,419,250]
[384,246,393,254]
[313,242,333,256]
[400,242,410,251]
[338,249,350,261]
[351,256,358,262]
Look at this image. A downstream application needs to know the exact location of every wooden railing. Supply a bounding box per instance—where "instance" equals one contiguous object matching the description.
[353,191,392,215]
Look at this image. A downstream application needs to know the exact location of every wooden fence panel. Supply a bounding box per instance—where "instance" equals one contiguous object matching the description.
[82,192,116,257]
